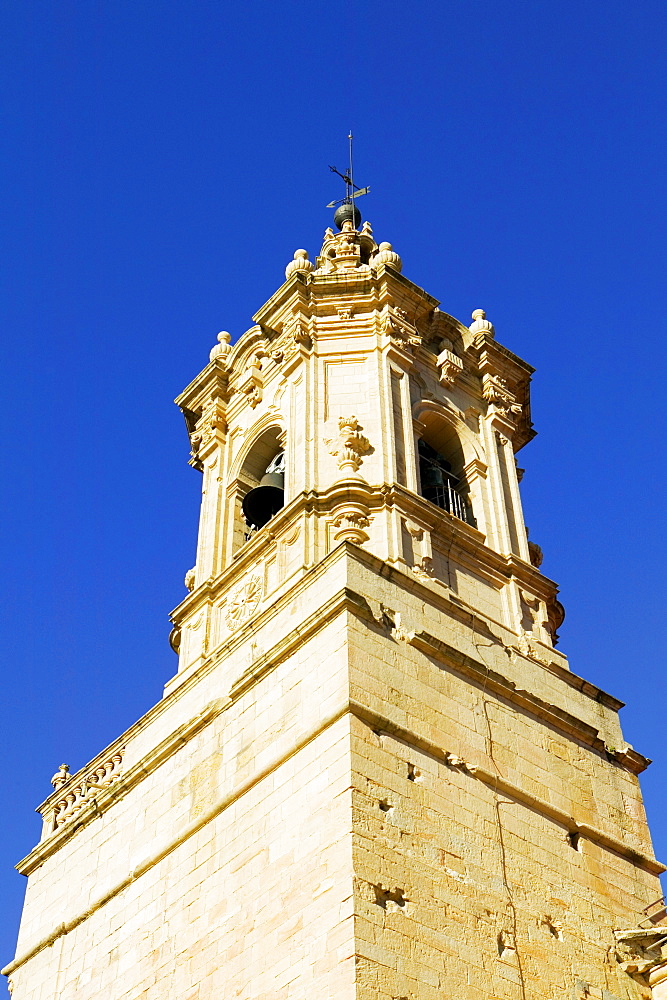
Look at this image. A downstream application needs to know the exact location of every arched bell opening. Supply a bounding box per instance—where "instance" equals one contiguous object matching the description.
[242,451,285,532]
[232,427,286,550]
[416,418,474,526]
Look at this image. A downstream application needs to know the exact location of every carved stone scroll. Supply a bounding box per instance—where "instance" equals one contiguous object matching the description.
[483,373,522,420]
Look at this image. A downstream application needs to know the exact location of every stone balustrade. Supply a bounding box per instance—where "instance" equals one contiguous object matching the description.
[44,751,124,835]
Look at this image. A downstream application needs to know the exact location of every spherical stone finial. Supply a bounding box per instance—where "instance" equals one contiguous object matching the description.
[210,330,232,364]
[285,248,315,279]
[373,242,402,272]
[469,309,495,337]
[334,201,362,231]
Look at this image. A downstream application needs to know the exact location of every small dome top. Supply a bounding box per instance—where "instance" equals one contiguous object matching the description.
[469,309,495,337]
[334,201,362,231]
[373,242,402,272]
[285,249,315,279]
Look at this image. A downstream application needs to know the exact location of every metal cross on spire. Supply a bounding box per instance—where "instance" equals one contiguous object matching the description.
[327,132,370,226]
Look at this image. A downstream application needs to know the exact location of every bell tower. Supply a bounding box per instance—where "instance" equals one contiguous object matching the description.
[4,209,665,1000]
[169,216,556,691]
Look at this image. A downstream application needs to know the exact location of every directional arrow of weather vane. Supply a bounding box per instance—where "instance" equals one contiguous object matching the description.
[326,132,370,209]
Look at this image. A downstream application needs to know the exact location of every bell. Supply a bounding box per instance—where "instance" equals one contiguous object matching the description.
[242,470,284,530]
[421,464,445,489]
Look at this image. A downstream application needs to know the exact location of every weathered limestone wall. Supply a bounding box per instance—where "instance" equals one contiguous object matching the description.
[7,586,357,1000]
[352,715,656,1000]
[344,554,660,1000]
[5,547,663,1000]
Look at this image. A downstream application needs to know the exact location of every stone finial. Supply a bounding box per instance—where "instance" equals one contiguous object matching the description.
[469,309,495,337]
[285,249,315,279]
[184,567,196,592]
[51,764,70,789]
[373,242,402,272]
[209,331,232,365]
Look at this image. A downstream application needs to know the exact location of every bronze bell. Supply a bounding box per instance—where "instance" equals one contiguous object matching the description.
[241,452,285,530]
[420,463,445,489]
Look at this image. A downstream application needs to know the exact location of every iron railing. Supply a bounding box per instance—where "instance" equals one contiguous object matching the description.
[423,480,470,523]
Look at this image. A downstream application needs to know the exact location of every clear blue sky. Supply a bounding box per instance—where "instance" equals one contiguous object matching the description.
[1,0,665,973]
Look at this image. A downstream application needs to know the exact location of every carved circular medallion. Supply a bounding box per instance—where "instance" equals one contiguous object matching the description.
[225,575,263,629]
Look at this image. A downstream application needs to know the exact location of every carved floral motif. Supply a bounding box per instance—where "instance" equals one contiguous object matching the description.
[327,416,371,474]
[225,575,263,629]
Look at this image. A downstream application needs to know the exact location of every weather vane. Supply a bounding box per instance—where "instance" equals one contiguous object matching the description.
[327,132,369,228]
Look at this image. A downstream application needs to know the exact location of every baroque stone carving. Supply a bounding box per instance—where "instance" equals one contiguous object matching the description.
[272,317,312,364]
[331,506,371,545]
[191,402,226,462]
[50,750,125,831]
[403,519,434,578]
[184,567,196,592]
[384,310,421,351]
[316,218,377,274]
[444,752,478,774]
[528,540,543,568]
[483,374,522,419]
[237,352,264,408]
[392,614,416,643]
[378,606,415,644]
[285,248,314,279]
[436,346,464,386]
[513,629,555,667]
[469,308,495,337]
[209,330,232,366]
[50,764,70,789]
[546,596,565,645]
[327,416,371,474]
[225,575,263,629]
[372,241,402,271]
[169,626,181,654]
[614,927,667,986]
[337,306,353,320]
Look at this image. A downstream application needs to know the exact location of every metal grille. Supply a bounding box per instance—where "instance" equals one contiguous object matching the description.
[423,480,469,522]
